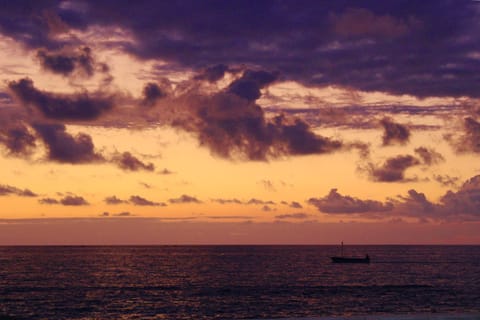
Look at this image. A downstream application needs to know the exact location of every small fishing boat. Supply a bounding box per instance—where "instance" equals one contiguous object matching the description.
[330,242,370,264]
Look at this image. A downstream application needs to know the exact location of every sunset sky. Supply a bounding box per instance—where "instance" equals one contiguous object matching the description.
[1,0,480,244]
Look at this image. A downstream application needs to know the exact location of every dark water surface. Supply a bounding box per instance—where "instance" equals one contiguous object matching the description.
[1,245,479,319]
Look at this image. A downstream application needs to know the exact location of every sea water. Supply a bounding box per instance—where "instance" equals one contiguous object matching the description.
[0,245,479,319]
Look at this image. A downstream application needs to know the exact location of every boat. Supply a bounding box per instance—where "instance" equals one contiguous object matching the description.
[330,242,370,264]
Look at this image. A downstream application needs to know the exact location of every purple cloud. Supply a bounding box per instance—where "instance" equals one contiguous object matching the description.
[414,147,444,165]
[60,195,89,206]
[172,72,343,160]
[307,175,480,221]
[380,117,410,146]
[104,196,128,205]
[247,198,275,205]
[2,2,480,98]
[9,78,114,121]
[32,123,103,164]
[141,82,169,107]
[194,64,229,83]
[39,198,59,205]
[308,189,393,214]
[168,194,202,204]
[212,198,243,205]
[0,184,37,197]
[367,155,420,182]
[0,124,36,156]
[37,47,95,77]
[129,195,166,206]
[275,213,310,219]
[113,152,155,172]
[455,117,480,154]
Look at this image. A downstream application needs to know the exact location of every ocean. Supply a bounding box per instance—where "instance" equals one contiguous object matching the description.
[0,245,479,319]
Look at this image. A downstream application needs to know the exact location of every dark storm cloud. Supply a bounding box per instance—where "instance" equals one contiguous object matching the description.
[227,70,279,102]
[414,147,444,165]
[13,1,475,98]
[8,78,114,121]
[141,82,169,107]
[0,124,36,156]
[0,2,66,49]
[32,123,103,163]
[308,189,393,214]
[0,184,37,197]
[330,7,417,38]
[168,194,202,204]
[37,46,94,76]
[60,195,89,206]
[1,1,479,98]
[113,152,154,172]
[129,195,166,206]
[380,117,410,146]
[104,195,128,205]
[367,155,420,182]
[194,64,229,82]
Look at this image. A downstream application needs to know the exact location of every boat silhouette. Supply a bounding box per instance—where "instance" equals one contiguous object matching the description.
[330,242,370,264]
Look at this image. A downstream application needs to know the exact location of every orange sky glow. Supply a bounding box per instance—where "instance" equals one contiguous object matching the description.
[1,2,480,244]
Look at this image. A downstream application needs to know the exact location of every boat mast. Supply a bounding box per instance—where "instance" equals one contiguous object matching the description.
[341,241,343,257]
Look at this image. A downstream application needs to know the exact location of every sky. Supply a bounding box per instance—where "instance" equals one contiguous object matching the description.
[1,0,480,244]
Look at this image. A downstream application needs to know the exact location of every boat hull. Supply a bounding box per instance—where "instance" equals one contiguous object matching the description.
[331,256,370,263]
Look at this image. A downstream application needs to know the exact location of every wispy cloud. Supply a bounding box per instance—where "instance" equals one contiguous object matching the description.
[113,152,155,172]
[0,184,37,197]
[275,213,310,220]
[129,195,166,207]
[169,194,202,204]
[39,195,89,206]
[104,196,128,205]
